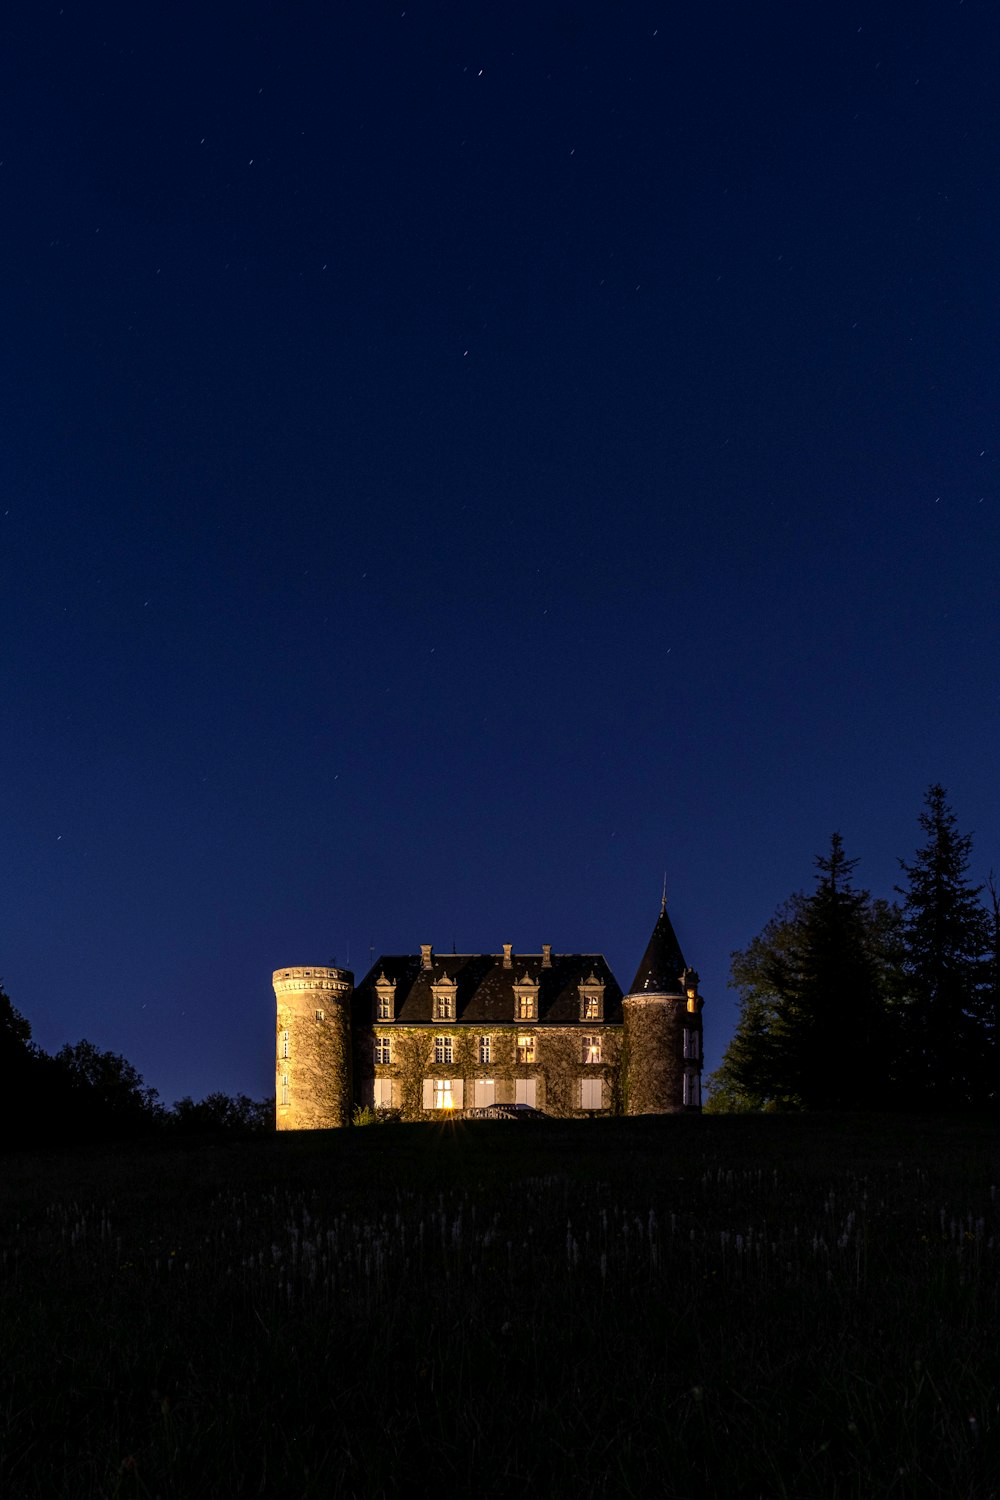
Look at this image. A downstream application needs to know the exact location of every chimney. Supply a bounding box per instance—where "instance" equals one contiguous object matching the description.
[541,944,552,968]
[420,944,433,970]
[502,943,513,968]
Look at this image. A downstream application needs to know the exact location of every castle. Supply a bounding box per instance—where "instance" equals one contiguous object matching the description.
[272,899,703,1127]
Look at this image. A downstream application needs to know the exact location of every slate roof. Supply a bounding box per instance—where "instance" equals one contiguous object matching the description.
[627,904,687,995]
[353,951,624,1026]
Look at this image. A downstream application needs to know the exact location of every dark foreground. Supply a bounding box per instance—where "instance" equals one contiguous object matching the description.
[2,1114,999,1498]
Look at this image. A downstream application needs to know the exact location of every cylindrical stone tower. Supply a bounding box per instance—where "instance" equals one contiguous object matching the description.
[623,903,704,1114]
[273,965,354,1129]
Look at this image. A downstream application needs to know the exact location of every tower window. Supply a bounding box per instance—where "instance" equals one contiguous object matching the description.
[434,1036,453,1065]
[478,1035,492,1065]
[517,1034,535,1064]
[683,1029,700,1060]
[582,1036,601,1064]
[683,1072,701,1107]
[281,1030,289,1059]
[315,1009,324,1022]
[281,1074,289,1106]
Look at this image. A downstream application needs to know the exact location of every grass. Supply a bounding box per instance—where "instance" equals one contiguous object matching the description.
[2,1113,1000,1497]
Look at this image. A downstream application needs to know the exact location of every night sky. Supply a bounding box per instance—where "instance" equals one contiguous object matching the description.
[4,1,999,1107]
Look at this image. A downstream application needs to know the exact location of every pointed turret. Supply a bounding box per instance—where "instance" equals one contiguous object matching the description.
[622,890,703,1115]
[627,900,686,995]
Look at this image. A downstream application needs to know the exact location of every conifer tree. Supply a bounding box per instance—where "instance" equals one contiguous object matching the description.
[895,785,988,1107]
[708,839,894,1110]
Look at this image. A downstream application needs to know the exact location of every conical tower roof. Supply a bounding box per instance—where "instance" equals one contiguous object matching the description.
[627,900,686,995]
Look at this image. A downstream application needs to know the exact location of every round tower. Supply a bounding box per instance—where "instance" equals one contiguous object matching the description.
[623,902,704,1114]
[272,965,354,1130]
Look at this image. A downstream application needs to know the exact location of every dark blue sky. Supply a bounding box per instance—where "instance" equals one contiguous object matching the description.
[3,0,999,1105]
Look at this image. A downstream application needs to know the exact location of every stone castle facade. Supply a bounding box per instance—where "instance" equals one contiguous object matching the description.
[273,901,703,1127]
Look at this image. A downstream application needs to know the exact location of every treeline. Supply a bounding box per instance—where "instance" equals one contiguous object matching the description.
[708,784,1000,1112]
[0,991,272,1142]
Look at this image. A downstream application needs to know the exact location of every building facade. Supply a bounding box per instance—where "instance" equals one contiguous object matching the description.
[273,901,703,1127]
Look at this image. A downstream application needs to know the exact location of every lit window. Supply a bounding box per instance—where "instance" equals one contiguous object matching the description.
[517,1034,535,1064]
[683,1072,701,1107]
[375,1037,391,1065]
[478,1035,492,1065]
[474,1078,495,1107]
[583,996,600,1019]
[377,994,393,1020]
[583,1035,601,1064]
[433,1079,456,1110]
[683,1029,700,1060]
[281,1074,289,1106]
[581,1078,602,1110]
[518,995,536,1020]
[281,1030,289,1059]
[434,1036,453,1064]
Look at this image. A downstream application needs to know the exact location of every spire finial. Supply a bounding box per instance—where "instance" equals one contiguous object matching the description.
[661,871,667,913]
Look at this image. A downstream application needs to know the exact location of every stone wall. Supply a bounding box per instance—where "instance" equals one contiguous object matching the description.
[623,993,702,1114]
[273,967,353,1129]
[355,1023,624,1120]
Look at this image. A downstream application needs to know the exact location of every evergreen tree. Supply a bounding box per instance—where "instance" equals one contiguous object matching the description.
[895,785,989,1107]
[773,835,891,1109]
[707,838,895,1111]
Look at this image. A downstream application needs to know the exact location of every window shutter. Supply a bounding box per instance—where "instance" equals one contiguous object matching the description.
[453,1079,464,1108]
[422,1078,434,1110]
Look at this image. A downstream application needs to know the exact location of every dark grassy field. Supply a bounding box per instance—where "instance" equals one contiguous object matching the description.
[2,1114,999,1498]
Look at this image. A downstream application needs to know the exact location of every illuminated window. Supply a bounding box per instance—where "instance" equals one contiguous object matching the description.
[580,1078,602,1110]
[434,1035,453,1064]
[433,1079,455,1110]
[583,996,600,1019]
[281,1074,289,1106]
[517,1034,535,1064]
[377,994,393,1020]
[474,1078,495,1107]
[683,1072,701,1107]
[683,1029,700,1060]
[518,994,536,1020]
[582,1035,601,1064]
[375,1037,391,1065]
[478,1035,492,1065]
[281,1030,289,1059]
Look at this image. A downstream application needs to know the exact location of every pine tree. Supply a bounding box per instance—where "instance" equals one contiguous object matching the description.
[895,785,989,1107]
[707,839,895,1111]
[772,835,890,1109]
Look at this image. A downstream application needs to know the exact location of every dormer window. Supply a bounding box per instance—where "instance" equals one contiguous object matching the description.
[374,972,395,1022]
[432,974,457,1021]
[513,972,539,1021]
[578,971,605,1022]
